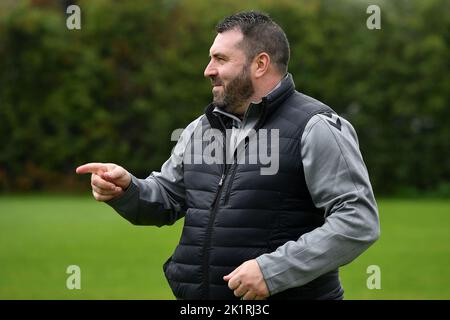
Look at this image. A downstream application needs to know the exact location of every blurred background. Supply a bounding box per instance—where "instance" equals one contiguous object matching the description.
[0,0,449,299]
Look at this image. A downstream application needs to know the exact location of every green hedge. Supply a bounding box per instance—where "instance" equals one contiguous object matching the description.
[0,0,448,195]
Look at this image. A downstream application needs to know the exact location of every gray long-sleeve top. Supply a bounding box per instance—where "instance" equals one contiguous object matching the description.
[107,101,380,296]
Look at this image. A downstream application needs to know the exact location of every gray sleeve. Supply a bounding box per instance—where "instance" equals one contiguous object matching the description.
[255,113,380,296]
[106,115,204,227]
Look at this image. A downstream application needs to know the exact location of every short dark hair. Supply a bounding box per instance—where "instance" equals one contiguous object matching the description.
[216,11,290,74]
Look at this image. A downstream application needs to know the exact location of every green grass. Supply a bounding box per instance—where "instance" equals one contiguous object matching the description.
[0,195,181,299]
[0,195,449,299]
[340,199,450,299]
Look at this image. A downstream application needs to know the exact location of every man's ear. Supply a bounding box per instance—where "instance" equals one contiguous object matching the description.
[253,52,271,78]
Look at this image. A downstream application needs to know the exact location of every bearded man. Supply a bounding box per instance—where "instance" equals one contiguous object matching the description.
[77,11,380,300]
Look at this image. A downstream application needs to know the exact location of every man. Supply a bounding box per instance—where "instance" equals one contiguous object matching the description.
[76,11,379,300]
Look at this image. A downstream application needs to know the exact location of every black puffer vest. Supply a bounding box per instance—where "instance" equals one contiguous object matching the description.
[163,74,343,299]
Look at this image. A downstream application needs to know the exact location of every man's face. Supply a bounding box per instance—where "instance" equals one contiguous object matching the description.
[204,29,255,113]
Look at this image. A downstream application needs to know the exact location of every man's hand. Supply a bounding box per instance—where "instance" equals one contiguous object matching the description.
[76,162,131,202]
[223,259,270,300]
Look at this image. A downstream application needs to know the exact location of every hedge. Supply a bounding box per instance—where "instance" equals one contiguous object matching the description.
[0,0,448,196]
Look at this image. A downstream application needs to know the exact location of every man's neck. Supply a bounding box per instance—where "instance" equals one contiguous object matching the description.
[252,74,285,103]
[233,73,286,116]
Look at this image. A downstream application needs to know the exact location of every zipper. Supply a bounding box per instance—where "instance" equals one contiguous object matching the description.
[202,104,269,298]
[223,138,249,205]
[210,172,225,207]
[223,157,237,205]
[201,123,228,299]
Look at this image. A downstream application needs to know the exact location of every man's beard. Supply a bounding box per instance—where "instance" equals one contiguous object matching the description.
[212,64,254,114]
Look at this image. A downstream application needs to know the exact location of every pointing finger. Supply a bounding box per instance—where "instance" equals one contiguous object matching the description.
[76,163,109,175]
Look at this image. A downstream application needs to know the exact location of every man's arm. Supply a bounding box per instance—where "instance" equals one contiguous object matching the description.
[77,115,204,227]
[106,115,204,226]
[255,113,380,296]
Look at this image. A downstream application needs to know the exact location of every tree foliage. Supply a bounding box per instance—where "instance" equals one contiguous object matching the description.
[0,0,448,196]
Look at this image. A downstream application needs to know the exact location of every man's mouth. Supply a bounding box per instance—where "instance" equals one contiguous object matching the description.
[211,78,223,87]
[212,84,223,92]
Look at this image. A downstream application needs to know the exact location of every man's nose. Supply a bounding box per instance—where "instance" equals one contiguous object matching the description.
[204,61,217,78]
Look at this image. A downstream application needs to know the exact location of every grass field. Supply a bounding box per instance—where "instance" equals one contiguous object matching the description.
[0,195,449,300]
